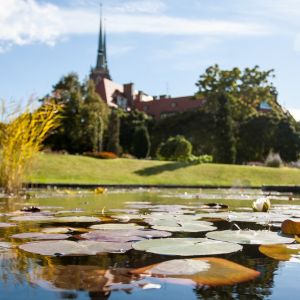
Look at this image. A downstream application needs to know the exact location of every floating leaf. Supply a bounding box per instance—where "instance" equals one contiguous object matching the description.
[131,257,260,286]
[111,214,145,222]
[152,222,217,233]
[259,244,300,261]
[41,227,87,234]
[132,238,242,256]
[10,215,55,222]
[0,242,12,249]
[54,216,101,223]
[12,232,70,240]
[90,223,144,230]
[281,219,300,235]
[81,229,171,243]
[0,222,16,228]
[206,230,294,245]
[19,240,132,256]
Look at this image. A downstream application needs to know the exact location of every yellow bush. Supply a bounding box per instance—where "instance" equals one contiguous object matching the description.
[0,100,62,193]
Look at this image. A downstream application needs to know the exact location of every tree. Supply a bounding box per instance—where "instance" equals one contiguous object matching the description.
[43,73,84,153]
[152,109,215,157]
[106,109,121,155]
[81,80,109,152]
[236,115,277,163]
[119,110,152,154]
[157,135,192,161]
[272,119,300,162]
[213,94,236,164]
[132,126,151,158]
[196,65,283,122]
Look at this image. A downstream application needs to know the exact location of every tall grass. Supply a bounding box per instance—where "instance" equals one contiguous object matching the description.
[0,100,61,193]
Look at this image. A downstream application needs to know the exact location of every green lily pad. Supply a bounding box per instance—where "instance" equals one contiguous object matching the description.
[19,240,132,256]
[206,230,295,245]
[131,257,260,286]
[11,232,70,240]
[111,214,145,222]
[41,227,87,234]
[55,216,101,223]
[81,229,171,243]
[10,215,55,222]
[132,238,242,256]
[90,223,144,230]
[152,222,217,233]
[0,242,12,249]
[0,222,16,228]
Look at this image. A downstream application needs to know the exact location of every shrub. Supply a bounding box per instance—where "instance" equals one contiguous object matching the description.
[0,100,62,193]
[132,125,151,159]
[188,154,213,164]
[265,151,282,168]
[157,135,192,162]
[84,152,117,159]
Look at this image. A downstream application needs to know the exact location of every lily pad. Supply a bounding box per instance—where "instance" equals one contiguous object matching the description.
[132,238,242,256]
[41,227,87,234]
[131,257,260,286]
[54,216,101,223]
[10,215,55,222]
[90,223,144,230]
[111,214,145,222]
[259,244,300,261]
[81,229,171,243]
[206,230,295,245]
[152,222,217,233]
[0,222,16,228]
[19,240,132,256]
[11,232,70,240]
[0,242,12,249]
[281,219,300,235]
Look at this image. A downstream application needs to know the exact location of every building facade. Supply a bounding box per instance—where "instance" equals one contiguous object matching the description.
[90,10,204,119]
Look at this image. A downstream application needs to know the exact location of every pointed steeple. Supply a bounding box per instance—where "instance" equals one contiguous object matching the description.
[93,2,111,80]
[96,4,105,69]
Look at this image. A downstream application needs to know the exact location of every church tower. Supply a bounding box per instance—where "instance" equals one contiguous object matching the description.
[90,4,111,84]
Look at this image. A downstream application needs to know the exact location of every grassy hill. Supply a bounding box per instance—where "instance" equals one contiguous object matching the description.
[27,153,300,187]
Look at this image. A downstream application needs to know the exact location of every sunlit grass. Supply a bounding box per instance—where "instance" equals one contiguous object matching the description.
[29,153,300,186]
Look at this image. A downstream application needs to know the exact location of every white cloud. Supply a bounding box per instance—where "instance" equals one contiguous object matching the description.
[108,0,167,14]
[0,0,270,52]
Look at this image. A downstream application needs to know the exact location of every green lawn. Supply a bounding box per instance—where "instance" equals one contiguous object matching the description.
[26,153,300,187]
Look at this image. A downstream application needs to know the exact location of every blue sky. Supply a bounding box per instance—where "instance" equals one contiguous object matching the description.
[1,0,300,119]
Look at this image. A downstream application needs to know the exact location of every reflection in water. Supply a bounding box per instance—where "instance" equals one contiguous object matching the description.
[0,189,300,299]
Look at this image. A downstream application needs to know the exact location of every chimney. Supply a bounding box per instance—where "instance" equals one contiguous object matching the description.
[123,83,134,108]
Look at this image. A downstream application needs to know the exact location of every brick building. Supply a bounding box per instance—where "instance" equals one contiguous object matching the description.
[90,11,204,119]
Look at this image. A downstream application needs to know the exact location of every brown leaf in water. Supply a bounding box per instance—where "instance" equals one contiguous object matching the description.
[131,257,260,286]
[259,244,300,261]
[281,219,300,235]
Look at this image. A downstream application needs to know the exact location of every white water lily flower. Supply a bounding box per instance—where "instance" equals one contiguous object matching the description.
[252,197,271,212]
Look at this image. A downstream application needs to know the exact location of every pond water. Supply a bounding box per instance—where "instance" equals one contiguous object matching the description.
[1,188,300,300]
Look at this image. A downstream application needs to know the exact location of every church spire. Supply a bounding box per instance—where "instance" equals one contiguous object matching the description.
[94,2,111,79]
